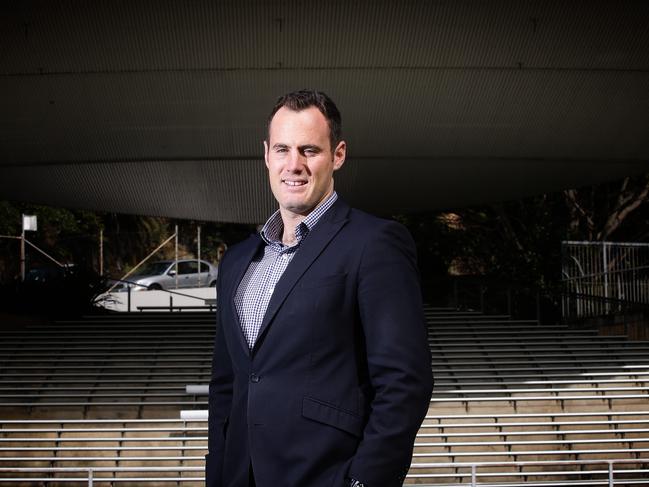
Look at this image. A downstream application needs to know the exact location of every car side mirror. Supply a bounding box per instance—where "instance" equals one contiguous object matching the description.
[168,270,176,276]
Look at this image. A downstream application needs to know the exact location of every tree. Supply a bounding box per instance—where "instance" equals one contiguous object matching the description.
[565,173,649,242]
[399,172,649,294]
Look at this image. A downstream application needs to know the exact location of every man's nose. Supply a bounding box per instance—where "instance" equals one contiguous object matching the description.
[285,150,305,171]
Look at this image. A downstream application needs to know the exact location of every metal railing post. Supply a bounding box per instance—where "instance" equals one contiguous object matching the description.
[603,242,610,314]
[20,226,26,281]
[175,224,179,289]
[99,228,104,277]
[197,225,201,287]
[88,468,93,487]
[608,461,614,487]
[471,464,477,487]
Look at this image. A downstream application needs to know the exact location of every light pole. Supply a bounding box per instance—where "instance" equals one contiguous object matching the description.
[21,214,37,281]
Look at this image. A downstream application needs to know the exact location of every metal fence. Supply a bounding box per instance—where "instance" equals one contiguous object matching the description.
[561,241,649,319]
[1,459,648,486]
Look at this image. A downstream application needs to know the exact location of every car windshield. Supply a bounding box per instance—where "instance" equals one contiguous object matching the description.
[132,262,171,276]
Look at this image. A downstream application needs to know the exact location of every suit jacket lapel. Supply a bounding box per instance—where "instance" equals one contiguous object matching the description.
[225,233,264,357]
[252,200,350,354]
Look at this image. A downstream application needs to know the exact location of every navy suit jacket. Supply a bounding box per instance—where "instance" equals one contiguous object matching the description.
[207,199,433,487]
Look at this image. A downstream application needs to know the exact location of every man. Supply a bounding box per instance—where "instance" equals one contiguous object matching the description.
[207,90,433,487]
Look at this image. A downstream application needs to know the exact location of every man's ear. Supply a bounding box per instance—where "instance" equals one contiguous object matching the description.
[333,140,346,171]
[263,140,270,169]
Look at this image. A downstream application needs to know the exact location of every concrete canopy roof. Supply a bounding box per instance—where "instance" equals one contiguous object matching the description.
[1,1,648,223]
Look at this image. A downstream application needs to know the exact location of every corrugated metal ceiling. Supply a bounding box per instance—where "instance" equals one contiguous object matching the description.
[0,1,648,222]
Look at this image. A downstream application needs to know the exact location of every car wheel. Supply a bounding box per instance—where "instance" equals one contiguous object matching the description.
[209,281,217,287]
[148,283,162,290]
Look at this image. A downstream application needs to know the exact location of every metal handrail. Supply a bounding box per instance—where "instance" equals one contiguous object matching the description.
[560,290,649,308]
[0,466,202,486]
[561,264,649,282]
[562,241,649,247]
[446,276,649,323]
[1,459,648,486]
[99,277,208,300]
[105,233,178,294]
[95,276,215,312]
[408,459,649,486]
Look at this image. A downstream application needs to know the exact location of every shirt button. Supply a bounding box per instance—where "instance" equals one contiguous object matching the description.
[267,287,274,294]
[250,373,260,383]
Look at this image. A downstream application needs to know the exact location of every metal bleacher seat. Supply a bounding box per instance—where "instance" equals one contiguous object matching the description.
[3,412,649,484]
[1,306,649,485]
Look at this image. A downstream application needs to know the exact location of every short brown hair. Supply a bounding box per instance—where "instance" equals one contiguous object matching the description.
[267,90,342,149]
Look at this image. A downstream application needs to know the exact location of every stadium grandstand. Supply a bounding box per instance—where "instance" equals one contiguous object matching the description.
[2,1,649,485]
[1,306,649,485]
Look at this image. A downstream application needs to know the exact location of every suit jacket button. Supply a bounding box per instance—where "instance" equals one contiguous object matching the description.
[250,373,260,383]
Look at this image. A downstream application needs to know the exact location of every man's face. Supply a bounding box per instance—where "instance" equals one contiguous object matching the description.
[264,106,346,218]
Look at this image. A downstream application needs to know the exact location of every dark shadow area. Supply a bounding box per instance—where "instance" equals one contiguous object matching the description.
[0,264,109,320]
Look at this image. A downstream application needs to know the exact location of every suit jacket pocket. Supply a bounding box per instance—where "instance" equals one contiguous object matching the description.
[297,273,347,291]
[302,396,363,438]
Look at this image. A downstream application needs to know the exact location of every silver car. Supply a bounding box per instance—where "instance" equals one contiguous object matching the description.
[112,259,218,291]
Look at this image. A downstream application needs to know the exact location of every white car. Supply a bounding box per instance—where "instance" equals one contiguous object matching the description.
[112,259,218,291]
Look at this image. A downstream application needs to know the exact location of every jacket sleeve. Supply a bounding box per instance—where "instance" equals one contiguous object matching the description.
[348,220,434,486]
[206,256,234,487]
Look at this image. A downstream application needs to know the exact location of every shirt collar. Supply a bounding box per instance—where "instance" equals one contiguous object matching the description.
[260,191,338,246]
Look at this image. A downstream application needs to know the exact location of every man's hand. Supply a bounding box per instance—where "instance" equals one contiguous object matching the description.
[348,478,366,487]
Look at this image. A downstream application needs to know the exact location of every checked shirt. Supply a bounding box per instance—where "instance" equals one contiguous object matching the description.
[234,192,338,348]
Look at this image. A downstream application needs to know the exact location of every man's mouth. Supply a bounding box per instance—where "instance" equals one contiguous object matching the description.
[282,180,307,187]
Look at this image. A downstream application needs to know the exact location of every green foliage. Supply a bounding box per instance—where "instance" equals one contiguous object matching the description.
[2,172,647,312]
[398,173,649,293]
[0,201,21,235]
[455,193,567,287]
[0,200,256,286]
